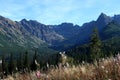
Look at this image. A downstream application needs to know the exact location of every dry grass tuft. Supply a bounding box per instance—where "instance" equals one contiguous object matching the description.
[3,54,120,80]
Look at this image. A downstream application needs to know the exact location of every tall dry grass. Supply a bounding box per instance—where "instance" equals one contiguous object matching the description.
[3,54,120,80]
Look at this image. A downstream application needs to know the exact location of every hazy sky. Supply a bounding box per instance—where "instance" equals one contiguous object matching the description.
[0,0,119,26]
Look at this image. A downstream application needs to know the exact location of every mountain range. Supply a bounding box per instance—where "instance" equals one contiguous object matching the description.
[0,13,120,54]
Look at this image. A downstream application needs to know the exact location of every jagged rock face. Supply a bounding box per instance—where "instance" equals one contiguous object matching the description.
[0,16,45,50]
[113,15,120,23]
[20,19,64,45]
[0,13,120,51]
[96,13,112,30]
[97,13,112,24]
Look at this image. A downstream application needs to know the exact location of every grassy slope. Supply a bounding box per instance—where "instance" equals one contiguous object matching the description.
[3,55,120,80]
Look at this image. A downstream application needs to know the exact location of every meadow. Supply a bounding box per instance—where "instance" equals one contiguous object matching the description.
[3,53,120,80]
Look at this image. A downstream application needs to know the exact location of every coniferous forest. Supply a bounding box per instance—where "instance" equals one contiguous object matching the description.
[0,26,120,80]
[0,3,120,79]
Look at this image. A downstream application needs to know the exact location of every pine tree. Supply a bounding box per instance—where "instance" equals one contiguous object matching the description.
[23,51,29,72]
[17,53,23,72]
[89,28,102,61]
[8,53,15,74]
[1,55,9,76]
[2,55,5,73]
[31,50,38,71]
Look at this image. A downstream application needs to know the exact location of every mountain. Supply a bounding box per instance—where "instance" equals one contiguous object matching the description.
[113,15,120,23]
[51,13,113,50]
[20,19,64,45]
[0,13,120,53]
[66,20,120,62]
[0,16,55,54]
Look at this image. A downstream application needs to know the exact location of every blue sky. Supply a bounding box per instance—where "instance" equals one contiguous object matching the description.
[0,0,119,26]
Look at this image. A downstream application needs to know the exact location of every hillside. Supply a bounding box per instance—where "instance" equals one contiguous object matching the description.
[66,20,120,62]
[0,13,120,53]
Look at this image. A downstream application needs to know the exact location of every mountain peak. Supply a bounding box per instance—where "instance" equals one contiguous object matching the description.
[113,14,120,23]
[0,15,8,21]
[60,22,74,26]
[0,15,4,19]
[21,19,28,22]
[97,13,112,25]
[97,13,108,20]
[100,12,107,16]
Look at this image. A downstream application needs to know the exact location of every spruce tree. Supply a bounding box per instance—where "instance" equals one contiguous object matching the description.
[2,55,5,73]
[8,53,15,74]
[17,53,23,72]
[1,55,8,76]
[23,51,29,72]
[89,28,102,61]
[31,50,38,71]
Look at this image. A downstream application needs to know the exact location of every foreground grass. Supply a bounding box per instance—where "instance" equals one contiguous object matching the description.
[3,55,120,80]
